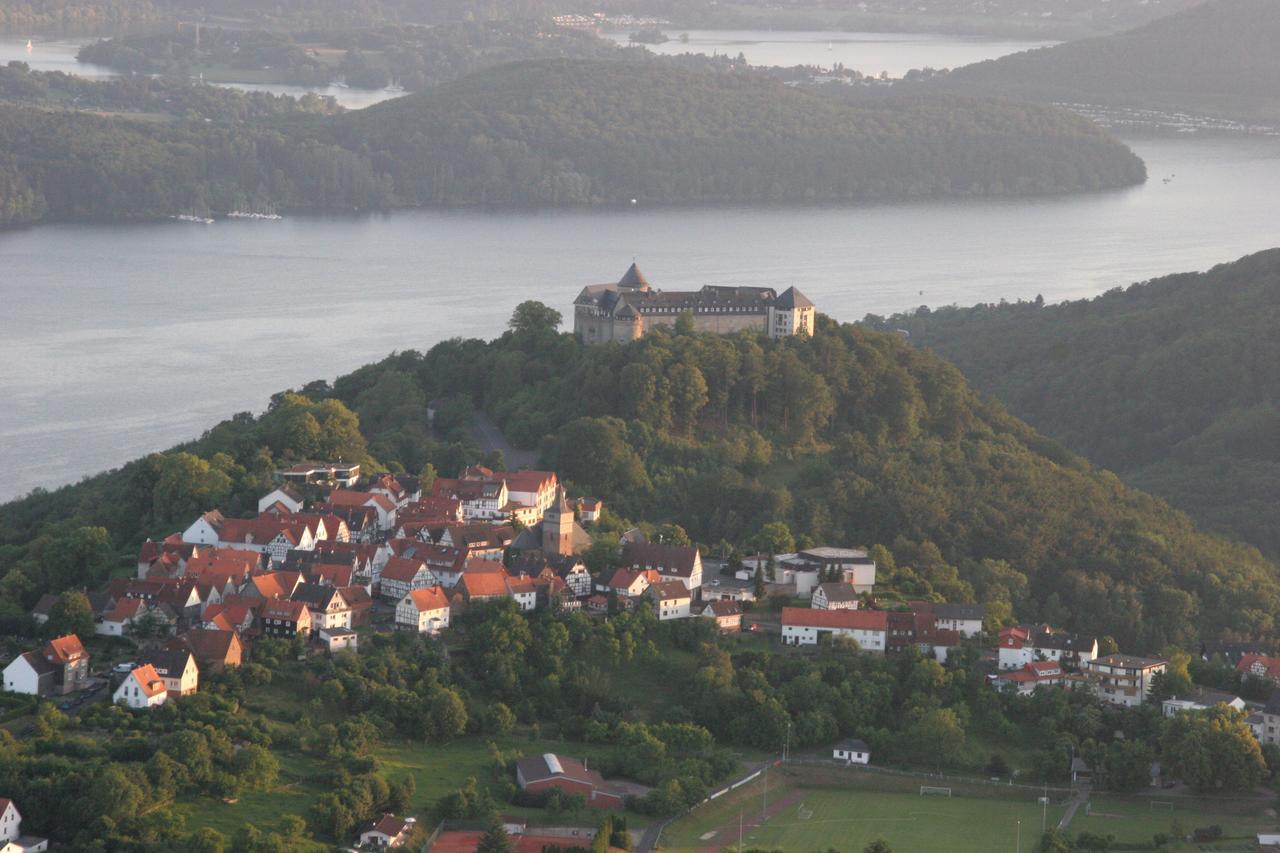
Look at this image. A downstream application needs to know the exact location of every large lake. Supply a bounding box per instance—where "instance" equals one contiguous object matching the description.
[2,133,1279,501]
[603,29,1056,76]
[0,38,404,109]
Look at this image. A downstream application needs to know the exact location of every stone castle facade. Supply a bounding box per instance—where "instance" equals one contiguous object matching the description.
[573,264,816,344]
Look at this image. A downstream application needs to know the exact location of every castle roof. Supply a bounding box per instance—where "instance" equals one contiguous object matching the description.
[618,262,650,290]
[774,286,814,309]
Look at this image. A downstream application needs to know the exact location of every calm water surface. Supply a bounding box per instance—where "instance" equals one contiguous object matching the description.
[0,37,403,109]
[2,136,1279,501]
[603,29,1055,76]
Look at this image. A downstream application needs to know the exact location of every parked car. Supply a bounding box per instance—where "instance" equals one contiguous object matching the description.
[112,662,136,674]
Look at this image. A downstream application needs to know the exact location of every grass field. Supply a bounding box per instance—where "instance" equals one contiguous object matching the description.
[1074,793,1279,850]
[662,770,1066,852]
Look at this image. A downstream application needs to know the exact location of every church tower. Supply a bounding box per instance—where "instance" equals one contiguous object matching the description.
[542,487,575,556]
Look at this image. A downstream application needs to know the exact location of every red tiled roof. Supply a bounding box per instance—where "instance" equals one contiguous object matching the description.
[130,663,168,698]
[1238,654,1280,679]
[381,557,428,583]
[45,634,87,664]
[461,571,510,598]
[406,587,450,611]
[781,607,888,630]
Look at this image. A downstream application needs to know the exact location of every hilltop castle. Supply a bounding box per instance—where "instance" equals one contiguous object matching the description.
[573,264,816,344]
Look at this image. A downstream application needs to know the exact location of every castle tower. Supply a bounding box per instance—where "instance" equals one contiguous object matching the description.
[542,487,575,556]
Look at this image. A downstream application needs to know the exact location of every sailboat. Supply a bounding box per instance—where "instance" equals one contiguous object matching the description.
[26,40,33,53]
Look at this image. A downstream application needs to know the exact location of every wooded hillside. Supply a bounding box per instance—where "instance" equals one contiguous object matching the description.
[337,59,1146,206]
[870,249,1280,560]
[941,0,1280,121]
[3,301,1275,653]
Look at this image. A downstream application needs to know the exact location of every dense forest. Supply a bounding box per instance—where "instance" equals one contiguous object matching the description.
[78,20,627,91]
[868,249,1280,560]
[0,58,1145,227]
[331,59,1145,206]
[3,301,1276,654]
[937,0,1280,122]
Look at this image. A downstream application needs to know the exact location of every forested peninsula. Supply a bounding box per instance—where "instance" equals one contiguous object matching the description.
[938,0,1280,123]
[3,305,1275,654]
[0,58,1144,227]
[870,249,1280,560]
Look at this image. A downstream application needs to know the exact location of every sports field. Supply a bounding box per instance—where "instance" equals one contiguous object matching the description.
[661,772,1066,852]
[1073,793,1278,849]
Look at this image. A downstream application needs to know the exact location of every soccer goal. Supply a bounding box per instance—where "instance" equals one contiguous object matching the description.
[1150,801,1174,813]
[920,786,952,797]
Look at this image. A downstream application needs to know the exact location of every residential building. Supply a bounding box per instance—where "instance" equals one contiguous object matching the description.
[781,607,887,653]
[327,489,397,532]
[999,626,1097,672]
[576,498,603,523]
[700,600,742,633]
[1237,654,1280,685]
[621,542,702,595]
[648,581,692,621]
[502,470,560,517]
[258,484,304,515]
[114,664,169,710]
[1087,654,1168,707]
[811,583,860,611]
[396,587,452,634]
[291,583,352,630]
[832,738,871,765]
[379,557,435,602]
[169,629,242,672]
[358,814,413,848]
[604,567,659,598]
[1258,692,1280,746]
[276,461,360,488]
[932,603,985,638]
[138,649,199,696]
[258,599,312,638]
[1161,688,1246,717]
[514,753,625,809]
[0,798,47,853]
[9,635,93,696]
[993,661,1065,695]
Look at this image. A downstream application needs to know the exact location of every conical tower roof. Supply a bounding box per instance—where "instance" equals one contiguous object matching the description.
[618,262,651,290]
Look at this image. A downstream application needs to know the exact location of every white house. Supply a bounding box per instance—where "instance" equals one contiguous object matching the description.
[2,653,53,697]
[648,581,692,621]
[357,814,412,848]
[832,738,871,765]
[621,542,702,594]
[317,627,359,654]
[795,547,876,593]
[114,664,169,710]
[396,587,451,634]
[811,582,860,611]
[1087,654,1168,708]
[1161,688,1246,718]
[258,485,304,515]
[0,798,47,853]
[932,603,984,638]
[781,607,887,653]
[138,649,199,697]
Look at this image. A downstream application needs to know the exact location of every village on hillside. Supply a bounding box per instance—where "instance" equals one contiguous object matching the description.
[5,458,1277,850]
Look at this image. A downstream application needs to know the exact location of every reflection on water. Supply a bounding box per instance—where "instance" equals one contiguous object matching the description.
[602,29,1056,76]
[0,129,1277,500]
[0,37,404,109]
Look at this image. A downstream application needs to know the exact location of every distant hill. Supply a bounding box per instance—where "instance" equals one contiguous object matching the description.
[0,58,1146,226]
[330,58,1145,206]
[941,0,1280,122]
[872,249,1280,558]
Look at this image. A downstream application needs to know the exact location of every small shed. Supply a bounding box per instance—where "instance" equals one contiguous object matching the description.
[317,627,358,654]
[832,738,871,765]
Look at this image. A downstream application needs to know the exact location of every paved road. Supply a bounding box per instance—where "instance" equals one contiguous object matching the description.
[1058,784,1091,830]
[470,412,538,470]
